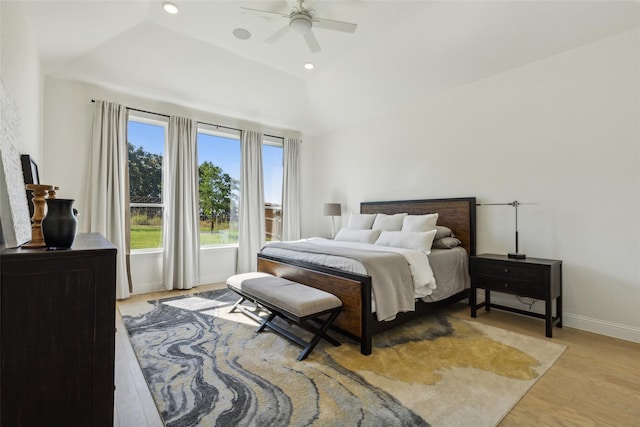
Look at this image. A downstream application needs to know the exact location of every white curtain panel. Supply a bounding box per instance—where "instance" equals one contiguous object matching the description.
[237,130,265,273]
[89,100,131,300]
[281,137,301,241]
[163,116,200,290]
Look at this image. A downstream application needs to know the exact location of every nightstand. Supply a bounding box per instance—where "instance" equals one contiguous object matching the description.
[470,253,562,338]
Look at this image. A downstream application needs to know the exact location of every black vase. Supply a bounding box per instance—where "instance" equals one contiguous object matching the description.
[42,198,77,249]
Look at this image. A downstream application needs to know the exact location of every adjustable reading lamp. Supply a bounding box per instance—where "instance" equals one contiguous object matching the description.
[323,203,341,238]
[477,200,534,259]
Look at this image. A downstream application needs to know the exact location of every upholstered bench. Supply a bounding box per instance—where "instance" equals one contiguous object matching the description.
[226,272,342,361]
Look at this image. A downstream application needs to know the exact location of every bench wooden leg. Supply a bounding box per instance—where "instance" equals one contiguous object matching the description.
[256,312,277,333]
[229,297,245,312]
[229,297,264,324]
[296,310,342,361]
[304,318,341,346]
[256,309,342,361]
[259,315,309,348]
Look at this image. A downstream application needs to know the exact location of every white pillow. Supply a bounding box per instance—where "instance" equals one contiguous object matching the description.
[372,213,407,231]
[402,213,439,232]
[375,229,438,253]
[347,213,377,229]
[334,228,381,244]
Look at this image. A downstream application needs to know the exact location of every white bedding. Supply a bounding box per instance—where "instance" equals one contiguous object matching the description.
[260,237,437,299]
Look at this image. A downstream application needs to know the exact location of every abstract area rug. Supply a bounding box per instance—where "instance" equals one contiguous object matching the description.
[119,289,566,427]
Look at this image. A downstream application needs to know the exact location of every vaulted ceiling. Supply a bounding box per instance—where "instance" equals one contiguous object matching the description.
[22,0,640,135]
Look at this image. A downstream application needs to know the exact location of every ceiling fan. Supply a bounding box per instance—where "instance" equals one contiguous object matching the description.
[241,0,357,54]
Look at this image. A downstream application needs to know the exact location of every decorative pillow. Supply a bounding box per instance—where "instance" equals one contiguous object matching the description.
[372,213,407,231]
[432,236,462,249]
[435,225,454,240]
[402,213,439,232]
[374,229,437,252]
[347,213,377,229]
[334,228,381,244]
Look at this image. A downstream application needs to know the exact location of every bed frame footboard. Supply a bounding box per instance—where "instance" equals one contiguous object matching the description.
[257,254,470,355]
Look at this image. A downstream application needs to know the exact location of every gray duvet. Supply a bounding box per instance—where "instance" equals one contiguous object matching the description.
[264,241,414,321]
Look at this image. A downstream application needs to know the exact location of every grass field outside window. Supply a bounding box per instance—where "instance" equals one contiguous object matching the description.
[130,222,239,250]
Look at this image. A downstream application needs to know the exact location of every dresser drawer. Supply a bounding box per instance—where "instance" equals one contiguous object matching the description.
[475,274,545,299]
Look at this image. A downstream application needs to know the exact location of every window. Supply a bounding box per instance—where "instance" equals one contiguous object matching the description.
[197,128,284,246]
[263,137,283,242]
[197,127,240,246]
[128,114,167,250]
[127,114,283,249]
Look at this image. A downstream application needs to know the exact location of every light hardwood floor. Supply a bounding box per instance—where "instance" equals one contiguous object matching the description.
[115,284,640,427]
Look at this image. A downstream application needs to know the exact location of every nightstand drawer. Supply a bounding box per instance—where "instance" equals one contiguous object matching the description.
[473,261,545,282]
[475,274,544,299]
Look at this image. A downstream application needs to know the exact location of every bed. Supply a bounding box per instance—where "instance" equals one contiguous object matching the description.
[257,197,476,355]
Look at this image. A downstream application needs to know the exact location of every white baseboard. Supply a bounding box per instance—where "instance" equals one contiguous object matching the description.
[131,276,229,296]
[198,274,230,287]
[562,313,640,343]
[485,294,640,344]
[132,281,164,295]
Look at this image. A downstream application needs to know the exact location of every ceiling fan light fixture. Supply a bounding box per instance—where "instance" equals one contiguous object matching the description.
[163,2,179,14]
[290,14,312,34]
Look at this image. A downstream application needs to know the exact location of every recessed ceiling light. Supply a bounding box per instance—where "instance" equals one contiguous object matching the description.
[163,2,179,14]
[304,62,314,70]
[233,28,251,40]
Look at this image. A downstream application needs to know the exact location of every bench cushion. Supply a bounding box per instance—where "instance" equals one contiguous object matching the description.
[226,272,273,292]
[227,273,341,318]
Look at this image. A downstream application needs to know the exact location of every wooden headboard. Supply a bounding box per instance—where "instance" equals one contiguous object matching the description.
[360,197,476,256]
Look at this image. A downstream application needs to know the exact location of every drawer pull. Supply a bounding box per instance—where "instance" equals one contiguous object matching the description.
[504,283,509,288]
[504,268,509,273]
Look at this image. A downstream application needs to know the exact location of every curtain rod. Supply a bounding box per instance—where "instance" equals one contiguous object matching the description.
[91,99,284,140]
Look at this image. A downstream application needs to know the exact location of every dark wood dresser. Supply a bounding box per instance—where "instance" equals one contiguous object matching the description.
[0,233,116,427]
[470,253,562,338]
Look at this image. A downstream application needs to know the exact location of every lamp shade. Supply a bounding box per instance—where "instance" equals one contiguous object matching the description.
[323,203,341,216]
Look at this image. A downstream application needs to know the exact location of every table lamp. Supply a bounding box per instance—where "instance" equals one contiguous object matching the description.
[323,203,341,238]
[477,200,534,259]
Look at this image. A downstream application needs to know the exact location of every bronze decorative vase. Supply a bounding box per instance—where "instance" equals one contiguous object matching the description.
[42,198,77,249]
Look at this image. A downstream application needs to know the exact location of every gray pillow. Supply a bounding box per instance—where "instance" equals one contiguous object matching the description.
[435,225,454,240]
[432,236,461,249]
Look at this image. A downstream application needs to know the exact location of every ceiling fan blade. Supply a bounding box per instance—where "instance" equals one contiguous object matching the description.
[265,25,291,44]
[240,7,289,19]
[303,30,321,54]
[312,17,357,33]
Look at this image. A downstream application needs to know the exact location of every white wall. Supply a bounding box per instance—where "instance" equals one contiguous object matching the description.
[308,29,640,342]
[50,21,314,133]
[1,1,43,161]
[129,246,239,294]
[43,77,305,292]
